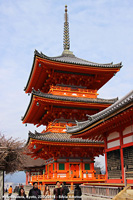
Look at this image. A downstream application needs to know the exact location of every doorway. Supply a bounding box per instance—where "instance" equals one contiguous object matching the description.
[70,164,80,178]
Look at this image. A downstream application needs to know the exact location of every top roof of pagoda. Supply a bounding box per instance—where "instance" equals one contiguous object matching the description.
[34,49,122,68]
[32,5,122,68]
[25,49,122,93]
[24,6,122,93]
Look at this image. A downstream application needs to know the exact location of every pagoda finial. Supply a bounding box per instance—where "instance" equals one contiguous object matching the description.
[63,5,70,50]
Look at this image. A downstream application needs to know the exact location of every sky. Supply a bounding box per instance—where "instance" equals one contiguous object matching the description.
[0,0,133,181]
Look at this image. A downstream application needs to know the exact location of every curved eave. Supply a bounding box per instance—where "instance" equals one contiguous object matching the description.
[68,91,133,137]
[22,92,35,123]
[22,91,118,124]
[71,104,133,139]
[35,50,122,69]
[26,132,104,147]
[24,54,37,93]
[24,50,122,93]
[34,90,118,104]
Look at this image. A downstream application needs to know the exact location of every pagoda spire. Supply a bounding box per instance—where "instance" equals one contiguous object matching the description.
[63,5,70,50]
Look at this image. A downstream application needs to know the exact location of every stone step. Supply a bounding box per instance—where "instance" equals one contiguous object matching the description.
[126,189,133,196]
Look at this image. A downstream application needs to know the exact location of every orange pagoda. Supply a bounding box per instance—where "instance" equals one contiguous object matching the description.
[23,6,122,186]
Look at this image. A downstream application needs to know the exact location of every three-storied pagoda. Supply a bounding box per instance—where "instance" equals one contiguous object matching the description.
[23,6,122,186]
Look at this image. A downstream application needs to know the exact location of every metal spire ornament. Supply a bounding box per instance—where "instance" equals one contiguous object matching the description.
[62,5,74,56]
[63,5,70,50]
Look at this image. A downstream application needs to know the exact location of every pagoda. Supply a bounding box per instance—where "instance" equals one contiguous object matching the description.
[23,6,122,186]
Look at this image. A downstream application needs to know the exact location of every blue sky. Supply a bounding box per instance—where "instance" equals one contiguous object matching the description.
[0,0,133,178]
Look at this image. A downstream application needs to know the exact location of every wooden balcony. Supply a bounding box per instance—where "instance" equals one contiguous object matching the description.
[30,172,105,184]
[48,85,98,98]
[44,122,75,133]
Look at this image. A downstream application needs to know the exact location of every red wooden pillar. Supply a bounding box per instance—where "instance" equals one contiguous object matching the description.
[66,159,69,179]
[104,136,108,182]
[71,182,73,190]
[42,182,45,192]
[26,171,28,185]
[90,162,94,171]
[80,159,83,179]
[29,171,31,182]
[119,130,124,183]
[54,159,57,179]
[45,165,48,179]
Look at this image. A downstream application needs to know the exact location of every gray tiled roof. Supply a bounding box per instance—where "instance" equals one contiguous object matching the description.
[32,90,118,104]
[67,90,133,133]
[28,131,103,144]
[35,50,122,68]
[24,155,45,168]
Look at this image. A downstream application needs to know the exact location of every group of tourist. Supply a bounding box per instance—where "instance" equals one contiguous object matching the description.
[8,181,82,200]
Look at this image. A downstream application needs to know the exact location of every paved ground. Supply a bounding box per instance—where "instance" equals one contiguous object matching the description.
[82,194,112,200]
[3,193,112,200]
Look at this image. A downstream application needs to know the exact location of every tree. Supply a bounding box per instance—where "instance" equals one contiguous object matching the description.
[94,161,105,174]
[0,133,26,173]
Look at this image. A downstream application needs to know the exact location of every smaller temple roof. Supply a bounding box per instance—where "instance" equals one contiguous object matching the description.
[67,90,133,134]
[27,131,103,144]
[32,90,118,104]
[23,154,45,168]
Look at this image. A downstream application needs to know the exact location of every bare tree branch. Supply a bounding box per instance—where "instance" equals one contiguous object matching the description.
[0,133,26,173]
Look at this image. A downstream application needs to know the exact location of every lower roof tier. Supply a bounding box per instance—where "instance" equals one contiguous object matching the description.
[26,131,104,160]
[22,90,118,127]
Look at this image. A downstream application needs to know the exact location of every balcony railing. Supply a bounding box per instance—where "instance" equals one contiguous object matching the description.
[31,173,105,183]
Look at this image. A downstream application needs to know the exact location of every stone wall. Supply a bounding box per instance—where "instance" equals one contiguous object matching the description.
[107,149,122,179]
[123,146,133,178]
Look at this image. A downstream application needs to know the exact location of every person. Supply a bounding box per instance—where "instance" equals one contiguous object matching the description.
[29,182,41,200]
[74,184,82,200]
[18,184,24,194]
[53,181,64,200]
[16,188,27,200]
[44,185,50,200]
[28,181,32,186]
[8,185,12,199]
[62,182,69,200]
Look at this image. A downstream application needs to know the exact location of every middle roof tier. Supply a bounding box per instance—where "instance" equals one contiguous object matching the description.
[22,90,118,127]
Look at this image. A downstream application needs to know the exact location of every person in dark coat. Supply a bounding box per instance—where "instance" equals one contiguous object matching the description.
[16,188,27,200]
[29,182,41,200]
[53,181,64,200]
[74,184,82,200]
[62,182,69,200]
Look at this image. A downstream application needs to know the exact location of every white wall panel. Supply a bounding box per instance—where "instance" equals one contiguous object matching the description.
[107,139,120,148]
[107,132,119,141]
[123,135,133,144]
[88,173,92,178]
[58,174,66,178]
[83,174,86,178]
[123,125,132,135]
